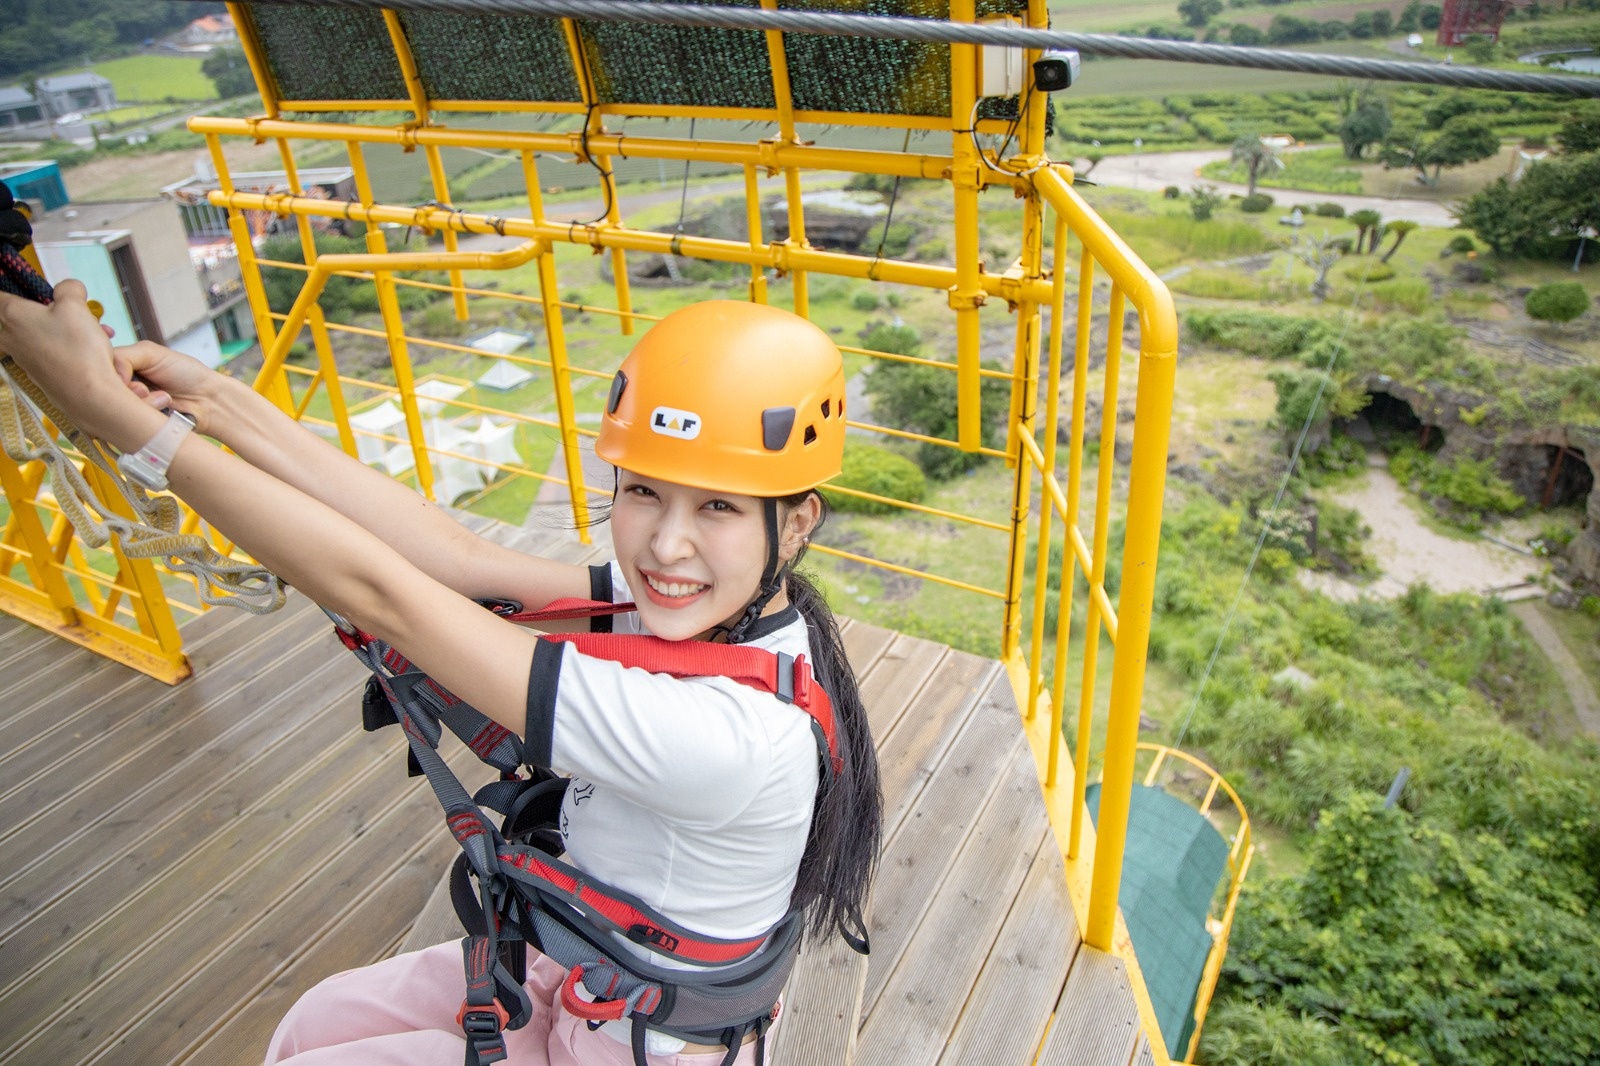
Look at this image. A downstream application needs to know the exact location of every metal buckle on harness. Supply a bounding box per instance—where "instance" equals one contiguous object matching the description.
[457,997,511,1036]
[775,652,795,704]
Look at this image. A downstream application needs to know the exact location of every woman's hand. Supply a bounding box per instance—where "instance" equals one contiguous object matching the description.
[0,280,143,444]
[114,340,225,436]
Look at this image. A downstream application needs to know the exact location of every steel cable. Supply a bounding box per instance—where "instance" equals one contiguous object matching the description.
[241,0,1600,97]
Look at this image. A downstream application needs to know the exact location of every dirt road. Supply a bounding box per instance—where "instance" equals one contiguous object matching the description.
[1510,601,1600,737]
[1087,148,1459,228]
[1298,463,1536,601]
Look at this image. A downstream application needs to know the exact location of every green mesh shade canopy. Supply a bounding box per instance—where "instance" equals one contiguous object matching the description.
[1086,782,1229,1060]
[243,0,1029,120]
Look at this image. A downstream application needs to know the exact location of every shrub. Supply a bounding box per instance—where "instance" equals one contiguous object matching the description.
[1190,183,1223,221]
[1525,281,1591,324]
[852,290,880,312]
[1164,185,1183,199]
[826,444,927,514]
[1239,192,1275,213]
[1453,259,1499,284]
[1447,234,1477,254]
[1313,202,1346,218]
[1343,261,1395,282]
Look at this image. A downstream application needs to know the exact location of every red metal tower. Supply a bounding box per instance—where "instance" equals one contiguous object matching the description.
[1436,0,1519,46]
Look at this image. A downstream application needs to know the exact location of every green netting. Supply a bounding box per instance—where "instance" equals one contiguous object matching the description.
[400,11,581,103]
[1086,782,1230,1060]
[580,0,774,110]
[244,1,1032,121]
[250,4,408,102]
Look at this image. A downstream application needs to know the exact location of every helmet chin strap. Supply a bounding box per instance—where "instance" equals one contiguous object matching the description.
[723,497,784,645]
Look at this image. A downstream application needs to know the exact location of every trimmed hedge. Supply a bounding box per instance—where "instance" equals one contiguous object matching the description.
[826,444,927,515]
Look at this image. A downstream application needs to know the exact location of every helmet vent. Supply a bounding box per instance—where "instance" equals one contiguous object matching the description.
[606,371,628,414]
[838,396,845,416]
[762,407,796,451]
[803,425,817,446]
[821,399,831,418]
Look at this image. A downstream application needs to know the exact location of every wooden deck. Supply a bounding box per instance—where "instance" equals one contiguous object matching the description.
[0,517,1153,1065]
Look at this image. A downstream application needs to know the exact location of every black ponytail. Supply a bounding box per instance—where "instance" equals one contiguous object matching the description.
[770,494,882,951]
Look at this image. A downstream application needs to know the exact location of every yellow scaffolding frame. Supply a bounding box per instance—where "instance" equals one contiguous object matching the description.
[0,4,1226,1058]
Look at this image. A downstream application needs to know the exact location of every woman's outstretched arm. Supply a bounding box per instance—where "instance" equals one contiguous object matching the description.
[0,283,548,729]
[15,283,590,611]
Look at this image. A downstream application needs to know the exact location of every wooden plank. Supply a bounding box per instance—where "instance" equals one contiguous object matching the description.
[1132,1036,1158,1066]
[0,597,286,786]
[841,618,895,679]
[769,914,869,1066]
[1,721,489,1065]
[856,633,951,740]
[108,794,468,1066]
[185,828,462,1064]
[875,655,998,836]
[854,742,1051,1066]
[0,600,337,900]
[0,649,371,998]
[935,835,1080,1066]
[861,670,1030,1015]
[1034,948,1142,1066]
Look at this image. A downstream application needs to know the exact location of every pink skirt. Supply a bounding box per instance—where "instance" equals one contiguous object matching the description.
[264,941,772,1065]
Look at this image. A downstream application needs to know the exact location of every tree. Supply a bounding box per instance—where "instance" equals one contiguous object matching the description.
[1456,151,1600,259]
[1556,100,1600,155]
[1348,209,1383,254]
[1379,219,1419,263]
[1178,0,1225,27]
[1230,134,1284,196]
[1397,0,1422,30]
[1371,10,1394,35]
[1525,281,1592,324]
[202,48,258,100]
[1420,3,1443,29]
[1296,231,1346,301]
[861,346,1010,480]
[1337,87,1391,160]
[1382,115,1501,185]
[1229,22,1265,45]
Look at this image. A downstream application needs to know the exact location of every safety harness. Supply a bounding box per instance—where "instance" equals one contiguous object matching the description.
[334,595,846,1066]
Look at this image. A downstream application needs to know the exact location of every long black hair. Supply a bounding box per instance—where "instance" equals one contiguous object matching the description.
[765,491,881,952]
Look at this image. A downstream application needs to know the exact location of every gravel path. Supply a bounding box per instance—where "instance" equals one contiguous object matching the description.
[1510,601,1600,738]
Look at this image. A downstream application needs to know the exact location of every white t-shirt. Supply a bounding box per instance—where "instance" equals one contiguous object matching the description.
[523,563,821,1049]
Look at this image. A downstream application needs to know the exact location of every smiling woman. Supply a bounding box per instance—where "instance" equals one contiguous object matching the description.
[0,290,881,1066]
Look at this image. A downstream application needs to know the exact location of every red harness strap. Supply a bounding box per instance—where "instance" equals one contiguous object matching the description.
[506,597,843,779]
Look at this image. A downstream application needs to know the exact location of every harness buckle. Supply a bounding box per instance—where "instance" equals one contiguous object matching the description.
[457,997,511,1036]
[629,924,681,953]
[775,651,795,704]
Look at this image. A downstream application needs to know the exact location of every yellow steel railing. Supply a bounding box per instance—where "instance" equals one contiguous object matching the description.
[0,4,1192,1059]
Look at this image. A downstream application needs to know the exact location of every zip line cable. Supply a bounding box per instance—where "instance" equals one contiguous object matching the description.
[234,0,1600,97]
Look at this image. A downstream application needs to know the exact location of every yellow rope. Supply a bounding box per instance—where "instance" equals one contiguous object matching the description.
[0,356,286,614]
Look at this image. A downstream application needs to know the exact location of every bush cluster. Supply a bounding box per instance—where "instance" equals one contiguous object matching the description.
[1238,192,1274,213]
[826,444,927,515]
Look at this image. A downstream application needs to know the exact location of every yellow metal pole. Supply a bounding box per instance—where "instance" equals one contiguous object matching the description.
[0,452,79,625]
[227,1,280,118]
[192,115,983,185]
[1065,249,1094,848]
[383,9,431,126]
[424,145,471,321]
[743,165,768,304]
[206,133,292,413]
[1026,214,1069,725]
[347,140,436,501]
[523,149,592,539]
[949,0,985,452]
[308,304,358,457]
[561,17,633,336]
[781,167,809,317]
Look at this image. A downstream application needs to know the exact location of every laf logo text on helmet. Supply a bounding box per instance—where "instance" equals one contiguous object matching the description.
[650,407,702,440]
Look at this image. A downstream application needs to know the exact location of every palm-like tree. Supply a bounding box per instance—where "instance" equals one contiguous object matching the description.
[1296,232,1346,302]
[1349,209,1383,255]
[1231,134,1284,196]
[1380,220,1419,263]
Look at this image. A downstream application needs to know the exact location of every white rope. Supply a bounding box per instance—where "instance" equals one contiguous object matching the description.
[0,356,287,615]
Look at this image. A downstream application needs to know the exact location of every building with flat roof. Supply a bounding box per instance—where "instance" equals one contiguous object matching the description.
[0,87,46,132]
[35,73,116,118]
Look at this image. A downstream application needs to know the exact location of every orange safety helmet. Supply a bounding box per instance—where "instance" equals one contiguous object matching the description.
[596,301,847,497]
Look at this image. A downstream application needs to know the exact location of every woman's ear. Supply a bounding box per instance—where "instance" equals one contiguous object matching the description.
[777,493,823,563]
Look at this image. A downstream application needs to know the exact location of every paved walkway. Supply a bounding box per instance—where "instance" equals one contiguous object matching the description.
[1087,147,1459,227]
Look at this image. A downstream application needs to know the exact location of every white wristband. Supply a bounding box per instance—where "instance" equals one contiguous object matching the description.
[117,409,196,492]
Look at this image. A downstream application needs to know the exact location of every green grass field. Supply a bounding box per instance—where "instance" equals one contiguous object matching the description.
[93,54,216,103]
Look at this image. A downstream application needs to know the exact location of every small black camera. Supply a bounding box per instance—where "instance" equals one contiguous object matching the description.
[1033,49,1081,92]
